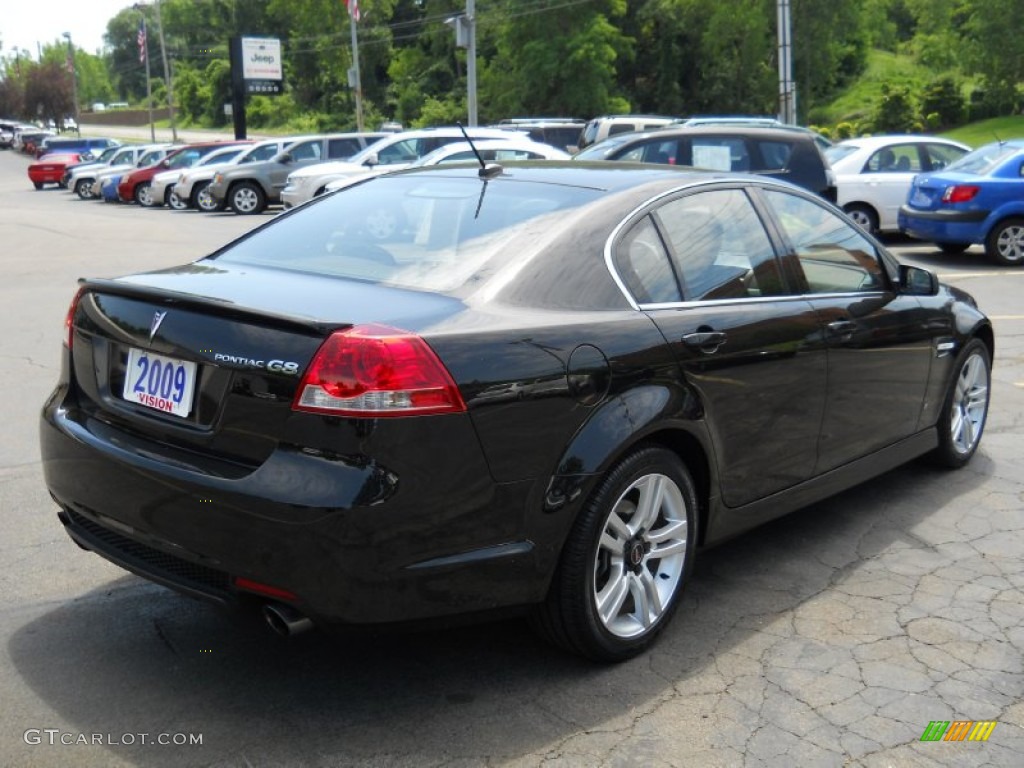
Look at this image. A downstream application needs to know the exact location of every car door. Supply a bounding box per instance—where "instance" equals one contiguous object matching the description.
[614,186,828,508]
[757,187,937,473]
[270,139,324,195]
[858,142,924,230]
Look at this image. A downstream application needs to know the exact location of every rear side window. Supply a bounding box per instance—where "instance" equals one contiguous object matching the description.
[615,217,681,303]
[655,188,784,301]
[926,143,968,171]
[756,141,793,171]
[689,138,750,172]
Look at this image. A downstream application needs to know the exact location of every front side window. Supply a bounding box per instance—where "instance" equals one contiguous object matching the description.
[619,140,681,165]
[762,189,886,294]
[288,141,322,162]
[865,144,920,173]
[376,139,421,165]
[328,138,361,159]
[655,188,783,301]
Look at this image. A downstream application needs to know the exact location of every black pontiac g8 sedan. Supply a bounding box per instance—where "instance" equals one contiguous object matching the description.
[40,163,992,661]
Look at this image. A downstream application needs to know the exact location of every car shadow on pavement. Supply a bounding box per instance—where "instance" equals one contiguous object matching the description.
[7,455,1001,766]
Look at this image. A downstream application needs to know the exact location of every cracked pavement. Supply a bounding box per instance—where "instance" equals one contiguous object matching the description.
[1,149,1021,766]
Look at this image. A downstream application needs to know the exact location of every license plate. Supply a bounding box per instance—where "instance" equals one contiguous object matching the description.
[909,188,932,207]
[122,348,197,418]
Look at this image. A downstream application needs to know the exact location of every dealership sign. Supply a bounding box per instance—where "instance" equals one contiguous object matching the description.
[240,37,283,95]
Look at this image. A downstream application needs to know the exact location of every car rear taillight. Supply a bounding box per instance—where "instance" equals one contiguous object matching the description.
[293,324,467,417]
[942,185,980,204]
[64,287,85,349]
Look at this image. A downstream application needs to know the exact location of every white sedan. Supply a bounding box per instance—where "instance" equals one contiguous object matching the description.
[825,134,970,234]
[320,140,571,239]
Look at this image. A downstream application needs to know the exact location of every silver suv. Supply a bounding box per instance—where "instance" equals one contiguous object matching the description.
[207,132,387,215]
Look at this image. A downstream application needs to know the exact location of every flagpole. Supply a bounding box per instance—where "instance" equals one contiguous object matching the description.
[143,20,155,142]
[349,9,365,131]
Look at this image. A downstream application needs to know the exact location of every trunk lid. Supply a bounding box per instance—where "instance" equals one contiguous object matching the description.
[71,264,463,469]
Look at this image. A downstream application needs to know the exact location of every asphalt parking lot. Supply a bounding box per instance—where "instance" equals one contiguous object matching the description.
[0,147,1021,767]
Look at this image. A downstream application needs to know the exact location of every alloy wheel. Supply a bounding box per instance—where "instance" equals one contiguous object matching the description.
[950,350,989,457]
[592,472,688,639]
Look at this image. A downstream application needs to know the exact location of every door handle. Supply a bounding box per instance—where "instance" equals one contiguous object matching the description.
[826,319,856,342]
[682,331,727,353]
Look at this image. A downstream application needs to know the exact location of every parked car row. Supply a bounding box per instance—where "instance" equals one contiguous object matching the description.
[16,116,1020,266]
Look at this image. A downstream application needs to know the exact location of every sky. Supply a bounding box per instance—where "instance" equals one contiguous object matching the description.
[0,0,134,57]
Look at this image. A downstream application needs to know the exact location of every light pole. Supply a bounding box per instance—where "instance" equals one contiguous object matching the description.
[61,32,80,132]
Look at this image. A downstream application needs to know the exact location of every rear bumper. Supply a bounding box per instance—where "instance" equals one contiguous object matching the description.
[40,395,547,627]
[898,206,987,244]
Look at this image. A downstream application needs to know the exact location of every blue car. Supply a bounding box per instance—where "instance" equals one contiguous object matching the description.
[100,174,123,203]
[898,139,1024,266]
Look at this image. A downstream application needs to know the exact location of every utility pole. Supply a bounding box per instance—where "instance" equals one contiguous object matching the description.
[446,1,478,126]
[348,10,364,131]
[777,0,796,124]
[467,0,477,126]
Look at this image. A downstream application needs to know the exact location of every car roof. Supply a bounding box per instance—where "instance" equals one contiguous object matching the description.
[837,135,969,148]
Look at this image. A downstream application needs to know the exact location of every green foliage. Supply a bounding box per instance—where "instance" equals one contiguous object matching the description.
[870,82,919,132]
[941,115,1024,147]
[834,122,857,139]
[3,0,1022,138]
[920,75,965,130]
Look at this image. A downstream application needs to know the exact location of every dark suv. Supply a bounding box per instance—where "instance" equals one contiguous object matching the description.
[574,124,836,201]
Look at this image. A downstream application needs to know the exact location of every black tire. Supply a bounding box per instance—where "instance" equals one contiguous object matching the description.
[75,178,94,199]
[531,445,697,661]
[193,181,223,212]
[930,338,991,469]
[33,182,43,190]
[938,242,969,255]
[229,181,266,215]
[984,218,1024,266]
[167,189,187,210]
[844,203,878,236]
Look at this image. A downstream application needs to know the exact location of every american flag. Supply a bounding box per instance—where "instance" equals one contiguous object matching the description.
[137,19,147,64]
[346,0,360,22]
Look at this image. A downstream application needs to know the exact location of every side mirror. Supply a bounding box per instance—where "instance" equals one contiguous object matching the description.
[898,264,939,296]
[363,152,379,167]
[279,152,293,163]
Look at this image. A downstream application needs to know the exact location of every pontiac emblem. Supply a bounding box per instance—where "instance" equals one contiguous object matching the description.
[149,311,168,342]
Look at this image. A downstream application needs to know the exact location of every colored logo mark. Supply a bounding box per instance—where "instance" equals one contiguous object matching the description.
[920,721,997,742]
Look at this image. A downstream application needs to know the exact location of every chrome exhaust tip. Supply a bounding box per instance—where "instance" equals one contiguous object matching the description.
[263,602,313,637]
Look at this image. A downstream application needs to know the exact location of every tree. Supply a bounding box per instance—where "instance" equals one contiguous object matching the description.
[960,0,1024,114]
[480,0,632,120]
[870,82,918,132]
[24,60,75,124]
[920,75,965,130]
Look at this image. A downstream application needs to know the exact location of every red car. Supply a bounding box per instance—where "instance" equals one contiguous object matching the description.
[117,141,250,206]
[28,153,83,190]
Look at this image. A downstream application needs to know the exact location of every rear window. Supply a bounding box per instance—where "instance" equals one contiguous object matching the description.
[214,174,603,297]
[945,143,1019,175]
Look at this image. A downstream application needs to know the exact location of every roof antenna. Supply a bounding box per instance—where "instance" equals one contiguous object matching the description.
[457,121,503,179]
